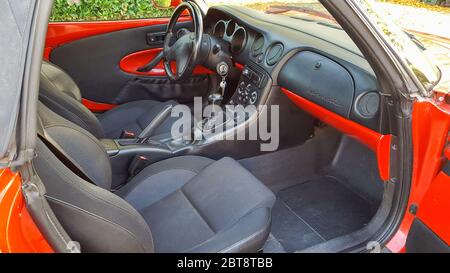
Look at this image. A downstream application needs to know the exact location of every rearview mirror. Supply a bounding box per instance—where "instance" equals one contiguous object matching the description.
[152,0,181,9]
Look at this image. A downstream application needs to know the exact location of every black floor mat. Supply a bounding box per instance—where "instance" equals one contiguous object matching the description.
[270,200,325,252]
[269,176,374,252]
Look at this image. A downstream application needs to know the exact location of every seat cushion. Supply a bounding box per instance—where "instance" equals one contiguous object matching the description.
[117,156,276,253]
[116,156,214,210]
[98,100,178,139]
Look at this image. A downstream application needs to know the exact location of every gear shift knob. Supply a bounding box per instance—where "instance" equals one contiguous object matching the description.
[208,62,228,105]
[208,93,223,104]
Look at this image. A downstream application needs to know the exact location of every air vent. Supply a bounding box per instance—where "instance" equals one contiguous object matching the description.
[266,43,284,66]
[356,92,380,118]
[251,35,265,57]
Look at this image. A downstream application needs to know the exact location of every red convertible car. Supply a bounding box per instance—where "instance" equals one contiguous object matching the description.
[0,0,448,253]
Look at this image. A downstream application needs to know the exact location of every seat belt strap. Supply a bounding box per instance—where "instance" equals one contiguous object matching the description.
[37,130,96,185]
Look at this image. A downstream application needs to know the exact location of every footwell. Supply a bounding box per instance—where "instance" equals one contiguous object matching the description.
[265,176,374,252]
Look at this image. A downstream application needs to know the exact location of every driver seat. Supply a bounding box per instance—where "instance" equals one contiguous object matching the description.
[39,60,178,139]
[34,102,276,252]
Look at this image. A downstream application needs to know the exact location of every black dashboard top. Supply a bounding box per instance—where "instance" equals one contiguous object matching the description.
[204,5,382,132]
[205,5,375,76]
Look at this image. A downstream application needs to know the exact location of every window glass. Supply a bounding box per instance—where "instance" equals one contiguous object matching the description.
[50,0,174,22]
[208,0,339,27]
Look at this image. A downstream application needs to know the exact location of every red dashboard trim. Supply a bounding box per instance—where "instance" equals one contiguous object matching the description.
[281,88,391,181]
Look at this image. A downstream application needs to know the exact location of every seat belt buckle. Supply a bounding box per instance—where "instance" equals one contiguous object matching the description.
[120,130,136,139]
[128,155,150,176]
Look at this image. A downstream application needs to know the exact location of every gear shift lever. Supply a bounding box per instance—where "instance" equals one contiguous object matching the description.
[208,62,229,105]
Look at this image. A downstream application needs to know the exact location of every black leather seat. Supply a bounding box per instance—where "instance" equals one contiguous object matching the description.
[34,102,276,253]
[39,61,177,139]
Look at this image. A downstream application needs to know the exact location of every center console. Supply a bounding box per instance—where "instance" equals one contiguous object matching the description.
[230,64,268,106]
[102,63,271,189]
[196,63,270,135]
[101,136,195,189]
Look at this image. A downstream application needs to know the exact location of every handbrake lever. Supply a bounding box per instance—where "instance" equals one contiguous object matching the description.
[137,105,173,143]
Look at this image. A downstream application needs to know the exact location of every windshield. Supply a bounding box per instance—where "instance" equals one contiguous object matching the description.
[355,0,441,93]
[207,0,338,25]
[203,0,442,94]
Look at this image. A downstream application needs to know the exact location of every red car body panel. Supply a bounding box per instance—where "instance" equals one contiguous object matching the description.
[386,97,450,252]
[0,169,53,253]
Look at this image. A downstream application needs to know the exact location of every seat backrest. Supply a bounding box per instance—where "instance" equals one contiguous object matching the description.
[38,101,112,189]
[39,61,105,138]
[35,103,154,253]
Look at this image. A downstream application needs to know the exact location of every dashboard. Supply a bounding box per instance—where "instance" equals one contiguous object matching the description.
[204,5,383,133]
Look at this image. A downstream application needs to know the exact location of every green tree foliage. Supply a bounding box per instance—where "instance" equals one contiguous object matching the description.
[50,0,174,21]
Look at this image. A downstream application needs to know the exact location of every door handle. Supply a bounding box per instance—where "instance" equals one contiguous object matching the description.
[146,32,166,46]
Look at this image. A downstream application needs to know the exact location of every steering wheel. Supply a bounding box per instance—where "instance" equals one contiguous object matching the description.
[163,2,203,81]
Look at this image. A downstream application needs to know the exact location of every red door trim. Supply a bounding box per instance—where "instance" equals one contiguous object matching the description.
[82,98,117,113]
[119,48,213,76]
[281,88,391,181]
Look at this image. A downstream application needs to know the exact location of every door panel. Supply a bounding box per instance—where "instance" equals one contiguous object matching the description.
[45,17,191,58]
[405,100,450,252]
[48,20,211,105]
[415,170,450,245]
[389,100,450,253]
[406,219,449,253]
[406,167,450,252]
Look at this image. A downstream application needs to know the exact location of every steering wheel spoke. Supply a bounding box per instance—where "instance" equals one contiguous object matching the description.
[163,32,176,61]
[176,51,190,77]
[165,46,176,62]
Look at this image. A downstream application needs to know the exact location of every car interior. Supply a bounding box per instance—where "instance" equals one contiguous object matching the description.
[32,2,396,252]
